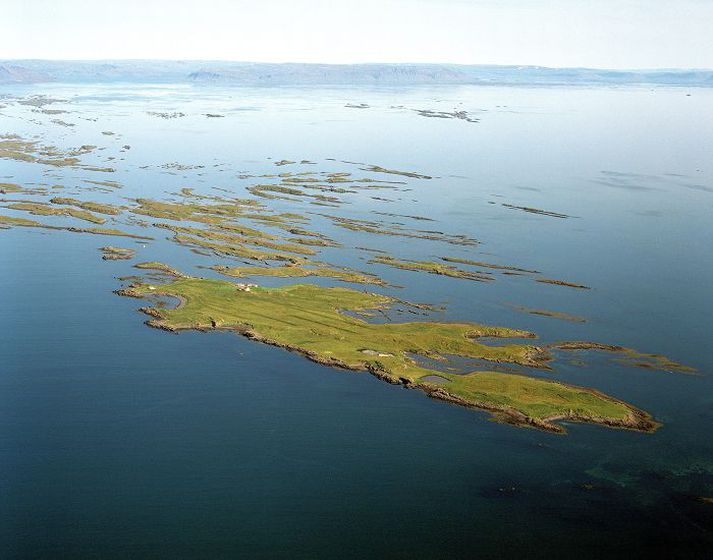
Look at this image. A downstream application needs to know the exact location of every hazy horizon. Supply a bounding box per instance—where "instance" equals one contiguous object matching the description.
[1,59,712,72]
[3,0,712,70]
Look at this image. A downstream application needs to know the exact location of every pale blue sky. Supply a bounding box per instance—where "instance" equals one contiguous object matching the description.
[2,0,711,68]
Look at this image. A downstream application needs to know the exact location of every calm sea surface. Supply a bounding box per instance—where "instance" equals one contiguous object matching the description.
[1,83,712,558]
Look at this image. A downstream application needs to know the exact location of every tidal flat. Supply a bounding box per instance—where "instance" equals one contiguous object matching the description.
[1,84,712,558]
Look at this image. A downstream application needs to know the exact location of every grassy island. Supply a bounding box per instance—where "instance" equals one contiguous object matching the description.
[100,246,135,260]
[0,214,152,239]
[117,272,661,434]
[4,202,107,224]
[51,197,122,216]
[210,263,387,286]
[371,255,494,282]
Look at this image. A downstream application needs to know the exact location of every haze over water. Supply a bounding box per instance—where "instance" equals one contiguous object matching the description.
[1,83,712,558]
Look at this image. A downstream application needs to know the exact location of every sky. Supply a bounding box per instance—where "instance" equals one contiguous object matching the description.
[2,0,712,69]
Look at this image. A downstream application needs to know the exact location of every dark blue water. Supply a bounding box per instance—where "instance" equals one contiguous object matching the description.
[1,84,712,558]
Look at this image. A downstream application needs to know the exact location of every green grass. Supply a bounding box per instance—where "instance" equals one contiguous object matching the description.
[321,214,477,246]
[84,180,121,189]
[211,263,387,285]
[132,199,240,224]
[248,184,341,204]
[51,197,122,216]
[0,214,152,239]
[5,202,106,224]
[67,227,152,240]
[171,234,308,264]
[130,198,322,261]
[551,342,696,374]
[372,255,493,282]
[100,246,135,260]
[178,188,259,208]
[442,256,539,274]
[0,135,107,170]
[156,224,317,256]
[135,262,185,277]
[0,137,80,167]
[0,215,44,227]
[119,275,658,433]
[0,183,27,194]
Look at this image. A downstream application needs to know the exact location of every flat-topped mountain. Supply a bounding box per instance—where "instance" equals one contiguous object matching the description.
[1,60,712,86]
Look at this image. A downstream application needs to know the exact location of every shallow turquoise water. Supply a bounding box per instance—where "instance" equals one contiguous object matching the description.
[1,84,712,558]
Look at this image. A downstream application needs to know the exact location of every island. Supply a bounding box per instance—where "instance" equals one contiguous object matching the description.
[117,271,660,434]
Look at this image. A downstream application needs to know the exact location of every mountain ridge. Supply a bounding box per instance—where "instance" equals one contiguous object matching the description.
[1,60,711,86]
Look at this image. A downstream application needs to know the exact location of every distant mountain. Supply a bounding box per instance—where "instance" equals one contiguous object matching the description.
[0,63,52,84]
[1,60,711,86]
[186,63,471,85]
[0,60,191,84]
